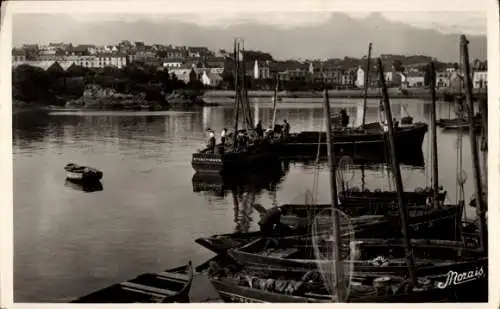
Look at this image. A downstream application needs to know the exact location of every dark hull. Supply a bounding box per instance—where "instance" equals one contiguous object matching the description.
[72,262,194,303]
[210,258,487,303]
[196,202,462,256]
[276,203,462,239]
[279,123,427,159]
[191,143,280,174]
[230,206,464,271]
[340,190,446,207]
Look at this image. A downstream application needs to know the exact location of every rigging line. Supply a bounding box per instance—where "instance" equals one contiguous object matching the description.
[312,131,322,202]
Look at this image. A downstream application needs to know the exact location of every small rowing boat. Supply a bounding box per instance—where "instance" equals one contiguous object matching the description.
[64,163,103,182]
[72,261,194,303]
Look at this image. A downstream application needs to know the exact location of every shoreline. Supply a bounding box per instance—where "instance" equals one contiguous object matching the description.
[203,89,487,100]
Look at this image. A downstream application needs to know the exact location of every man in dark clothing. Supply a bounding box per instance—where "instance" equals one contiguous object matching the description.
[255,121,264,138]
[283,119,290,139]
[340,109,349,128]
[220,128,228,145]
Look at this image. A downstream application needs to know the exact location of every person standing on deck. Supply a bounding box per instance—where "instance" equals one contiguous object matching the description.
[220,128,228,145]
[255,120,264,138]
[340,109,350,128]
[207,129,216,153]
[283,119,290,140]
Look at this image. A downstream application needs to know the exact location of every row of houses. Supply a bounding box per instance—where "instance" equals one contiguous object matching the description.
[12,43,488,89]
[11,59,224,88]
[13,41,216,63]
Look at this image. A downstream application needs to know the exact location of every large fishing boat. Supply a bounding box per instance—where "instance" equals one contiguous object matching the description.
[191,39,280,174]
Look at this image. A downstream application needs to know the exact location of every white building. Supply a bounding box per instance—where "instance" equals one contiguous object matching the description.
[200,71,223,87]
[163,61,183,69]
[64,54,127,69]
[436,72,450,88]
[355,67,365,88]
[253,60,271,79]
[406,73,425,88]
[473,71,487,89]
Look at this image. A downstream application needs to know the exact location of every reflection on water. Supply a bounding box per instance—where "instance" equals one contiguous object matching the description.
[64,179,104,193]
[13,99,483,302]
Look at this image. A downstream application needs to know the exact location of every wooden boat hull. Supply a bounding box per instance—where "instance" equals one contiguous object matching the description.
[64,163,103,182]
[191,143,280,174]
[279,123,427,158]
[274,203,462,240]
[209,258,487,303]
[71,262,194,303]
[196,202,462,256]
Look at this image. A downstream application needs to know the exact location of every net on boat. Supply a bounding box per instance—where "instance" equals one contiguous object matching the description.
[310,202,354,302]
[336,155,355,192]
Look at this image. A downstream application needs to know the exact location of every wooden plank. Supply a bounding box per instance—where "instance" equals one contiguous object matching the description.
[120,281,177,296]
[266,248,299,258]
[155,271,189,282]
[121,286,166,298]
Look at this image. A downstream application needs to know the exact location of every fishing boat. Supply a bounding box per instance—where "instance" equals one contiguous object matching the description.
[262,202,462,238]
[268,43,427,160]
[278,121,428,158]
[191,39,280,174]
[208,256,487,303]
[196,214,388,256]
[64,163,103,182]
[72,261,194,303]
[339,186,446,207]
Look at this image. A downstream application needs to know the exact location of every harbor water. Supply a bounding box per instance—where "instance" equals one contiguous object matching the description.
[13,98,482,302]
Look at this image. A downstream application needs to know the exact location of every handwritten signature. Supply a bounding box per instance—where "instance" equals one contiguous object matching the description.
[437,266,485,289]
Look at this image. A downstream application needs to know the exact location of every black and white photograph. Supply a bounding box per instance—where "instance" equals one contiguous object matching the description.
[0,0,497,305]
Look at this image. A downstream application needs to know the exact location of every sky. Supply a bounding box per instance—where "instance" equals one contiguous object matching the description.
[64,12,486,35]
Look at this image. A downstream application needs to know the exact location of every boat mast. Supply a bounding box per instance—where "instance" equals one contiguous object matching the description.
[322,86,345,302]
[377,58,418,287]
[361,43,372,128]
[429,62,440,208]
[478,96,488,188]
[460,35,487,253]
[233,39,240,147]
[271,75,279,128]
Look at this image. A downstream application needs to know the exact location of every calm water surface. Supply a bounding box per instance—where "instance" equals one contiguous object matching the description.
[13,98,482,302]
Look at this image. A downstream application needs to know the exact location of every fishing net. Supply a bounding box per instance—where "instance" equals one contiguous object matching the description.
[310,197,354,302]
[336,155,355,192]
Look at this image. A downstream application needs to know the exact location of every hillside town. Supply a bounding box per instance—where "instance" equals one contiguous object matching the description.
[12,40,488,90]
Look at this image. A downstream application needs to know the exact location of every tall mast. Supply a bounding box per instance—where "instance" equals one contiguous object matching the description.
[460,35,487,253]
[377,58,417,286]
[429,62,440,208]
[479,96,488,187]
[361,43,372,128]
[322,87,344,302]
[233,39,240,146]
[271,75,279,128]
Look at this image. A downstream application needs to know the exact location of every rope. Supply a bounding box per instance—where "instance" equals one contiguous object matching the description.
[312,130,323,203]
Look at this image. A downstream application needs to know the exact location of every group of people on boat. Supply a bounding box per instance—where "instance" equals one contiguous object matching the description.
[204,119,292,153]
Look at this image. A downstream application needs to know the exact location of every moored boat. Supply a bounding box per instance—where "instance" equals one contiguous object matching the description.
[191,140,280,174]
[64,163,103,182]
[208,257,487,303]
[277,121,428,158]
[72,261,194,303]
